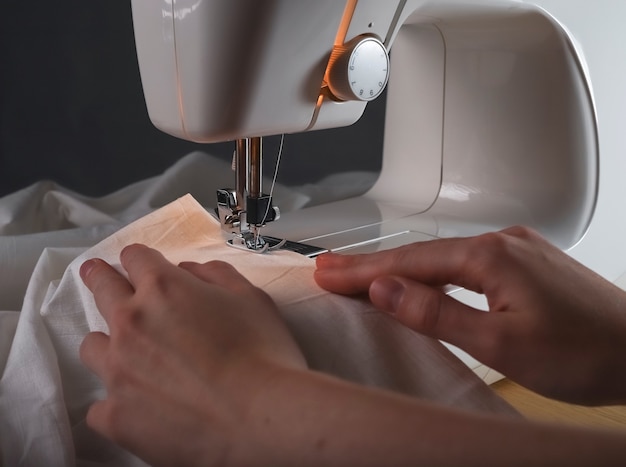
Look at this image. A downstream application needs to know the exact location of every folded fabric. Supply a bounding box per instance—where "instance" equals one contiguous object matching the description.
[0,193,516,467]
[0,151,378,313]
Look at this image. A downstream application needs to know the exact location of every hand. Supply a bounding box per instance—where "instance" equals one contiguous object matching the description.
[78,240,626,466]
[314,226,626,405]
[79,244,306,467]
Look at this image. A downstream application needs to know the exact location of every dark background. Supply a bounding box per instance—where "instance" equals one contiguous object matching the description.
[0,0,385,197]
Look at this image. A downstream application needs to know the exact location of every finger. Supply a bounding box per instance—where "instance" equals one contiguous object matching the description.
[178,260,258,295]
[85,399,116,443]
[85,399,149,455]
[80,258,134,323]
[314,231,529,295]
[179,260,274,307]
[79,331,110,379]
[369,276,498,360]
[85,396,168,464]
[314,239,469,294]
[119,244,178,290]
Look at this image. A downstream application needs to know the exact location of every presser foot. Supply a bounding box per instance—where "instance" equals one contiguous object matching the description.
[227,231,284,254]
[227,233,328,258]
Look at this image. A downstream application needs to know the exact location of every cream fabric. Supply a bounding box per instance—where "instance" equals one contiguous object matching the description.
[0,156,516,466]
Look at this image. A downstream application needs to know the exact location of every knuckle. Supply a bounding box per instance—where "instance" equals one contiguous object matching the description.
[140,268,172,294]
[398,288,443,334]
[462,231,515,275]
[482,323,507,355]
[209,261,248,283]
[393,244,419,265]
[195,260,242,282]
[473,231,510,255]
[377,245,420,275]
[251,287,276,308]
[206,260,237,272]
[108,302,143,330]
[102,347,136,389]
[480,323,517,369]
[503,224,538,240]
[97,400,127,443]
[103,359,124,387]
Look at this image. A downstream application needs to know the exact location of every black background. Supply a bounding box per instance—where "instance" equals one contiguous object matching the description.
[0,0,386,197]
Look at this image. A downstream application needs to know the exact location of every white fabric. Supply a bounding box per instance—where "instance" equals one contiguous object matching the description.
[0,154,516,466]
[0,152,377,313]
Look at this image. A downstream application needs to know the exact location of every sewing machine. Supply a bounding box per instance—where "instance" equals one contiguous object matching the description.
[131,0,626,378]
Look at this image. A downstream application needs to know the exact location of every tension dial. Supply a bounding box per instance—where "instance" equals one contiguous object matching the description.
[327,35,390,102]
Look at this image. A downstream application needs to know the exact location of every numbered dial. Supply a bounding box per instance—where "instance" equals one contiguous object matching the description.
[327,36,390,102]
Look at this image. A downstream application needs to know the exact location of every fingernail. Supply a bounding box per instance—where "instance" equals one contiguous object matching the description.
[315,252,340,268]
[370,277,405,314]
[121,243,140,258]
[79,259,98,280]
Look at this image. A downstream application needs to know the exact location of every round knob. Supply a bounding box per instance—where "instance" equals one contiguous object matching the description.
[327,35,390,102]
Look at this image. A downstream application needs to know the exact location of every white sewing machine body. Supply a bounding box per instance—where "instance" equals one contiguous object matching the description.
[132,1,626,378]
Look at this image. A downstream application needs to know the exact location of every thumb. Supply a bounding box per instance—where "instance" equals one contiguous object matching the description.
[369,276,496,359]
